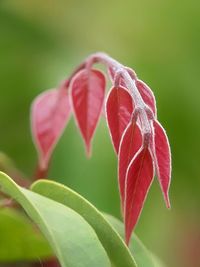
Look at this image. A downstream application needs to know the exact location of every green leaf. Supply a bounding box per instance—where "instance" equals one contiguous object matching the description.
[0,208,52,262]
[0,172,111,267]
[104,214,165,267]
[31,179,137,267]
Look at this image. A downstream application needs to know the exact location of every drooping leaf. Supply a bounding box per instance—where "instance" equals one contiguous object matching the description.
[107,67,156,117]
[71,69,106,155]
[0,208,52,262]
[107,67,135,84]
[118,121,142,210]
[0,172,110,267]
[31,179,137,267]
[31,87,71,170]
[152,120,171,208]
[108,68,157,117]
[135,80,157,116]
[104,214,166,267]
[124,148,154,245]
[106,86,134,153]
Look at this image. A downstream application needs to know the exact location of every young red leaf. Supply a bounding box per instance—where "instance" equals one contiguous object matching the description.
[108,67,156,117]
[106,86,134,153]
[152,120,171,208]
[31,87,71,170]
[108,66,136,83]
[71,69,106,155]
[108,67,135,87]
[124,148,154,245]
[118,121,142,209]
[135,79,157,116]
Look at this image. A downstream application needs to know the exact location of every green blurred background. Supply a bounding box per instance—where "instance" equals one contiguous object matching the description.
[0,1,200,266]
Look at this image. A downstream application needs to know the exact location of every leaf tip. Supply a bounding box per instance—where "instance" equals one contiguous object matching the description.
[165,193,171,209]
[125,231,131,246]
[85,142,92,158]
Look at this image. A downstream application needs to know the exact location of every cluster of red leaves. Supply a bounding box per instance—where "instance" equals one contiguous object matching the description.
[31,53,171,245]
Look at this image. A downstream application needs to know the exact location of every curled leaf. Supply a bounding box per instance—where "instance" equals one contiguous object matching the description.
[71,69,106,156]
[31,87,71,170]
[118,121,142,209]
[106,86,134,153]
[124,148,154,245]
[152,120,171,208]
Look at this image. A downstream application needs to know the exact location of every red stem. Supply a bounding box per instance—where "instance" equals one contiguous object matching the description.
[34,164,49,180]
[32,258,60,267]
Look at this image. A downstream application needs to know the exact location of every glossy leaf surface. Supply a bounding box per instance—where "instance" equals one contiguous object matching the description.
[0,208,52,262]
[0,172,110,267]
[118,121,142,209]
[31,179,137,267]
[124,148,154,244]
[31,88,71,170]
[71,69,105,155]
[105,214,165,267]
[153,120,171,208]
[106,86,134,153]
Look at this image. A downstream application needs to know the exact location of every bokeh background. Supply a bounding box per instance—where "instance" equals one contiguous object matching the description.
[0,1,200,267]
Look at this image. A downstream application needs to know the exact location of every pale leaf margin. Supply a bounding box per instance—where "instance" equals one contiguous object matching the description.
[104,214,166,267]
[31,179,137,267]
[0,172,110,267]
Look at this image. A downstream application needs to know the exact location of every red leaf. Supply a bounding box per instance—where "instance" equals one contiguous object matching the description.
[71,69,106,155]
[152,120,171,208]
[108,67,136,84]
[118,121,142,209]
[135,79,157,116]
[108,67,157,117]
[124,148,154,245]
[31,88,71,170]
[108,67,134,88]
[106,86,134,153]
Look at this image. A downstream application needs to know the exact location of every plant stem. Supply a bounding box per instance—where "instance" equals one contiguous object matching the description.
[31,258,60,267]
[34,52,153,180]
[87,52,152,135]
[0,198,18,209]
[34,164,49,180]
